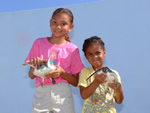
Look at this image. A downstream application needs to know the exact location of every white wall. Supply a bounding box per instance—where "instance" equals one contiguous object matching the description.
[0,0,150,113]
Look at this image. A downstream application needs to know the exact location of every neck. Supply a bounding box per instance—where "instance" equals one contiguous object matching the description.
[93,65,105,71]
[48,36,67,45]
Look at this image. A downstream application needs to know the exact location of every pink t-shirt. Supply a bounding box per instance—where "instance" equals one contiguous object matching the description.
[25,37,84,87]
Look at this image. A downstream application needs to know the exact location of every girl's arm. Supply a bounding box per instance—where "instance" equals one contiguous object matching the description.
[79,81,99,99]
[44,65,79,87]
[27,57,47,79]
[61,72,79,87]
[79,73,107,99]
[114,83,124,104]
[108,82,124,104]
[29,67,36,79]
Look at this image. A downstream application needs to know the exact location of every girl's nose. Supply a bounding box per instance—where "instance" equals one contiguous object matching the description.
[93,54,98,58]
[56,24,61,29]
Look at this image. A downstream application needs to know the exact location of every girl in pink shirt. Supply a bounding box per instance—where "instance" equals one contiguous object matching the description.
[25,8,84,113]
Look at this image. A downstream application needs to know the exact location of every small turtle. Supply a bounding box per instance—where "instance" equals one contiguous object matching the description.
[22,50,56,86]
[86,67,119,92]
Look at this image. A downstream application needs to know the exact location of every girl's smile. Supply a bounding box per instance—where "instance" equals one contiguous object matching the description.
[50,13,73,38]
[85,43,106,70]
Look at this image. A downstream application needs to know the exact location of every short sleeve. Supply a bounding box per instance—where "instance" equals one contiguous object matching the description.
[70,48,84,74]
[78,68,88,89]
[25,39,40,62]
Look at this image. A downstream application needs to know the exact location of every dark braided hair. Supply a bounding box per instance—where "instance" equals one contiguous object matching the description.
[82,36,105,54]
[51,8,74,42]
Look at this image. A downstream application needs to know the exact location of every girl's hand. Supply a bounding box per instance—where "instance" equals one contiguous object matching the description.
[94,73,107,85]
[44,65,65,78]
[108,81,124,104]
[26,57,47,68]
[108,81,122,93]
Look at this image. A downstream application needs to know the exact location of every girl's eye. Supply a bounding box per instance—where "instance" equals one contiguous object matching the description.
[52,21,56,24]
[62,23,67,26]
[95,51,100,55]
[87,53,93,57]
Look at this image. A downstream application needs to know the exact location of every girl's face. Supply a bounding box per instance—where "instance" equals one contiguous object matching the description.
[85,43,106,70]
[50,13,74,38]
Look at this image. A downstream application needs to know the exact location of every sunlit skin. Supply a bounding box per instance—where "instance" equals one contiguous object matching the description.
[79,43,124,104]
[85,43,106,70]
[27,13,80,87]
[49,13,74,45]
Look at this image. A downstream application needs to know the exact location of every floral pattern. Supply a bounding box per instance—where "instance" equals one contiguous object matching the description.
[83,80,115,113]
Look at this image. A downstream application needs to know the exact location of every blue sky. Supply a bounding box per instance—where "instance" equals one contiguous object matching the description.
[0,0,102,13]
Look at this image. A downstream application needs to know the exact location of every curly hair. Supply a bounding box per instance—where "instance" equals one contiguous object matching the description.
[82,36,105,54]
